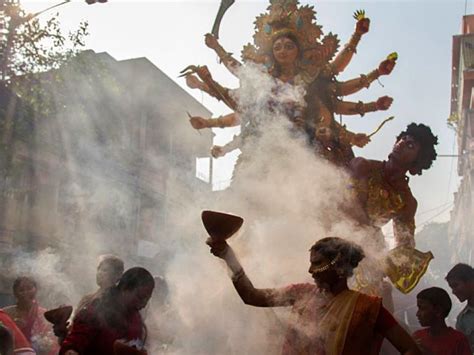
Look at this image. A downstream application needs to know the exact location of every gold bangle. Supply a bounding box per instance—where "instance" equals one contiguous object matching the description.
[222,52,233,61]
[359,74,370,88]
[346,44,357,54]
[208,116,225,128]
[367,69,380,83]
[367,102,377,112]
[355,101,365,116]
[347,33,361,53]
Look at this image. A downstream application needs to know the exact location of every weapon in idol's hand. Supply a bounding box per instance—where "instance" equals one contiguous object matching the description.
[211,0,235,39]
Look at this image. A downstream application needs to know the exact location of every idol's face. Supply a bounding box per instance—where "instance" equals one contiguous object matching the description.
[272,36,299,67]
[308,250,339,291]
[389,135,420,167]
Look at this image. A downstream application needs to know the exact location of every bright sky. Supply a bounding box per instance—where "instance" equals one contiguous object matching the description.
[23,0,468,227]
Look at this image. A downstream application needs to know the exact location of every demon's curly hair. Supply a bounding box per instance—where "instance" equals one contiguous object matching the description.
[396,123,438,176]
[310,237,365,278]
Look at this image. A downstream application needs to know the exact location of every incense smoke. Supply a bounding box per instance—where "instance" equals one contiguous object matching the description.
[8,56,385,354]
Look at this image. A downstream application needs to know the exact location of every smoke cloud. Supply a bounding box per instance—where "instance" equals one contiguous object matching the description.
[6,55,386,354]
[155,63,377,354]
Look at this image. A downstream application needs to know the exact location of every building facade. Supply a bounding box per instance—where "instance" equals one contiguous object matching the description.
[0,51,213,304]
[449,15,474,264]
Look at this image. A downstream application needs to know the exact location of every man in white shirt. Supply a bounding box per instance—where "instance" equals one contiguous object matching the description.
[447,263,474,352]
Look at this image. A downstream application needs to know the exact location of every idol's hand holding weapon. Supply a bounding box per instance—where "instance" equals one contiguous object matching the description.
[379,57,396,76]
[183,2,400,166]
[326,10,370,77]
[332,95,393,117]
[351,133,371,148]
[187,112,240,130]
[180,65,237,110]
[354,10,370,35]
[188,115,209,130]
[332,53,398,97]
[204,33,242,76]
[207,0,241,76]
[211,145,225,158]
[376,96,394,110]
[185,74,210,92]
[204,33,220,50]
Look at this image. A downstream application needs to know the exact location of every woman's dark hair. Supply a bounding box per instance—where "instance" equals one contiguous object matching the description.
[12,276,37,293]
[396,123,438,175]
[417,287,452,318]
[96,267,155,333]
[310,237,365,277]
[116,267,154,293]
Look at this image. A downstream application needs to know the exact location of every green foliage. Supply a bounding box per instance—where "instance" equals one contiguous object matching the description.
[0,1,89,81]
[0,1,88,119]
[0,1,89,176]
[11,14,88,78]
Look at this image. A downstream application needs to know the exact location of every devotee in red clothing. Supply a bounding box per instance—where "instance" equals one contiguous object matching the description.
[413,327,470,355]
[59,267,154,355]
[413,287,471,355]
[0,310,35,354]
[3,276,59,355]
[53,255,124,345]
[207,235,421,354]
[75,254,124,314]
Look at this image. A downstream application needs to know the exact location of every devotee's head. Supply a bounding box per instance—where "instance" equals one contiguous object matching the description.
[96,254,124,289]
[308,237,364,291]
[12,276,37,305]
[416,287,452,327]
[446,263,474,303]
[118,267,155,312]
[390,123,438,175]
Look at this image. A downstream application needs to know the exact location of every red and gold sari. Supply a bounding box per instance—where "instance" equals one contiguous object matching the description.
[279,285,393,355]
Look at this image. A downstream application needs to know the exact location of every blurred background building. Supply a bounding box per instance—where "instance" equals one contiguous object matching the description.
[449,14,474,264]
[0,51,213,305]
